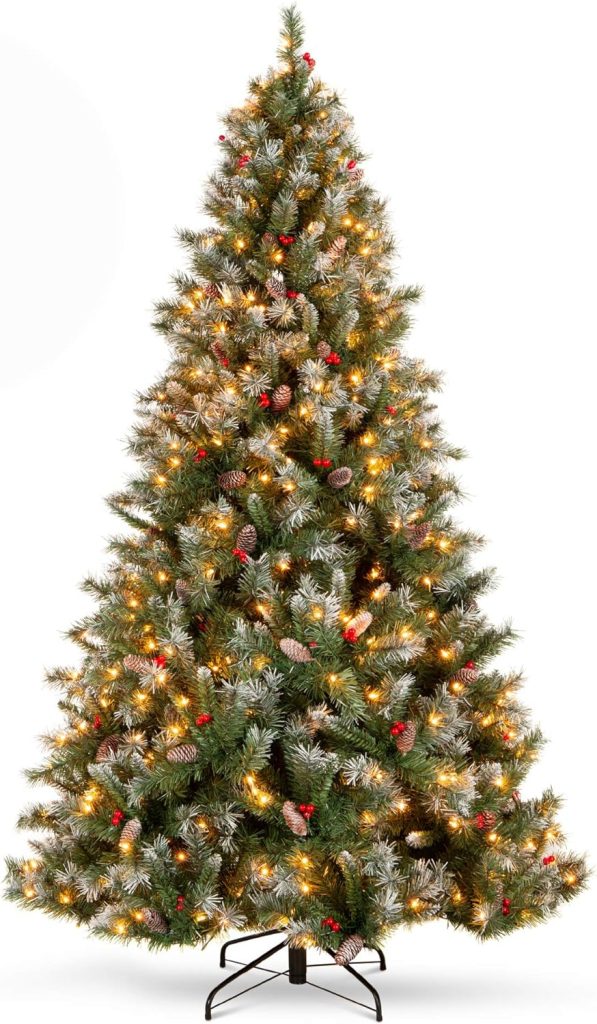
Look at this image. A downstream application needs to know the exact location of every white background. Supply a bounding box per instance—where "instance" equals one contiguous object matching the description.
[1,1,595,1021]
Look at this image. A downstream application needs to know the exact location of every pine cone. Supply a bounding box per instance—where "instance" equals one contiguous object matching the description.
[140,908,168,934]
[95,735,121,762]
[405,522,431,549]
[123,654,152,675]
[345,611,372,637]
[327,235,347,261]
[476,810,497,830]
[347,167,364,183]
[204,283,220,298]
[316,340,332,359]
[327,467,353,489]
[282,800,308,836]
[218,470,247,490]
[395,721,416,754]
[262,231,276,244]
[265,271,286,300]
[454,665,478,685]
[270,384,292,412]
[175,579,191,603]
[210,339,227,361]
[166,744,199,764]
[236,524,257,552]
[334,933,364,965]
[119,818,142,846]
[279,638,313,663]
[165,382,191,407]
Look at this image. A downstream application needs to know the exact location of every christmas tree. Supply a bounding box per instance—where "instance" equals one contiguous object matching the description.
[6,5,587,961]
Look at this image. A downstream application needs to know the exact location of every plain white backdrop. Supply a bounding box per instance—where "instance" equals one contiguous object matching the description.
[1,1,596,1021]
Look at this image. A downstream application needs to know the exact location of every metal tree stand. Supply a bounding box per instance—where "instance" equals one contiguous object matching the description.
[205,927,386,1020]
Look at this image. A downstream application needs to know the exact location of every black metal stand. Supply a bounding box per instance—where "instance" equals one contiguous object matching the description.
[205,928,385,1021]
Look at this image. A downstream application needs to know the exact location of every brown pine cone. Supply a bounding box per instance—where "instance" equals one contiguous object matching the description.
[119,818,142,846]
[282,800,308,836]
[316,340,332,359]
[405,522,431,549]
[123,654,152,675]
[345,611,372,637]
[204,283,220,298]
[347,167,364,183]
[95,735,121,762]
[454,665,479,685]
[327,467,353,489]
[140,908,168,934]
[265,272,286,300]
[279,638,313,663]
[210,339,227,361]
[166,744,199,764]
[218,470,247,490]
[165,382,191,407]
[327,235,347,261]
[236,524,257,552]
[271,384,292,412]
[334,933,364,965]
[175,579,191,603]
[395,721,416,754]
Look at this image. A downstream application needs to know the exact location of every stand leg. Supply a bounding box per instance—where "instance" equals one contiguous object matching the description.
[288,945,307,984]
[206,937,288,1019]
[371,945,386,971]
[325,947,383,1022]
[219,927,284,968]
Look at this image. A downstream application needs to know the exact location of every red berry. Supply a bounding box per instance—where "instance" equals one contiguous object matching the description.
[543,855,556,866]
[218,134,226,141]
[385,405,397,415]
[286,289,299,298]
[321,458,332,468]
[312,458,323,466]
[232,548,248,563]
[196,713,213,727]
[307,641,318,648]
[197,620,207,633]
[258,392,271,408]
[93,715,102,730]
[308,59,316,69]
[331,922,340,932]
[220,357,230,367]
[464,660,476,669]
[111,810,124,826]
[342,627,358,643]
[325,352,341,365]
[347,159,357,170]
[390,721,406,736]
[193,448,207,462]
[153,655,167,669]
[475,813,486,829]
[303,52,311,61]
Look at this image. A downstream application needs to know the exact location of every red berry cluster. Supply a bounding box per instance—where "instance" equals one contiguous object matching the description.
[153,655,167,669]
[325,351,342,365]
[238,154,251,169]
[258,392,271,408]
[347,159,357,170]
[111,810,124,826]
[502,897,512,916]
[385,405,397,415]
[232,547,249,563]
[312,457,332,468]
[321,916,341,932]
[299,802,315,820]
[464,659,475,669]
[193,448,207,462]
[195,712,213,727]
[278,234,296,246]
[307,641,318,649]
[93,715,102,730]
[342,627,358,643]
[390,721,406,736]
[302,52,316,69]
[286,289,299,299]
[543,855,556,866]
[176,895,185,911]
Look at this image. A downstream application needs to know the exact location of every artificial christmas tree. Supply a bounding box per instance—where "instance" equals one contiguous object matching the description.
[6,3,587,1014]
